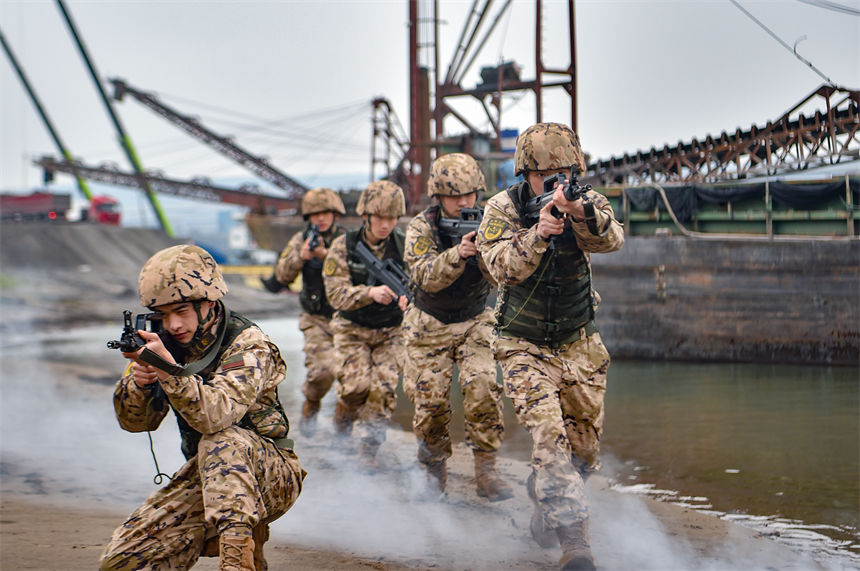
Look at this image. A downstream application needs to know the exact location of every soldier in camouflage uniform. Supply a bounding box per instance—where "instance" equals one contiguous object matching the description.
[403,153,512,501]
[475,123,624,571]
[322,181,410,469]
[100,245,305,571]
[274,188,347,437]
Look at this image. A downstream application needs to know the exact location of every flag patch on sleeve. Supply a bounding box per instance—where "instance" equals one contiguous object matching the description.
[222,356,246,371]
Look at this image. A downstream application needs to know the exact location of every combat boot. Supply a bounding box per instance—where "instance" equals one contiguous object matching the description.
[530,508,557,548]
[252,522,270,571]
[422,460,447,496]
[298,399,321,438]
[201,535,220,558]
[219,534,255,571]
[556,520,596,571]
[358,439,381,473]
[474,450,514,501]
[333,401,355,437]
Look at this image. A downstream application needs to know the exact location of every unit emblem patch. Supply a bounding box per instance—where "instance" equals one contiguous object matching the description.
[324,257,338,276]
[482,218,506,240]
[412,236,433,256]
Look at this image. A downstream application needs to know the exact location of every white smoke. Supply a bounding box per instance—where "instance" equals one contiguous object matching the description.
[0,315,850,570]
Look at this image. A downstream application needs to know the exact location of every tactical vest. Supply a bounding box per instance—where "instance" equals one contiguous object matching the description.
[495,182,597,348]
[300,224,344,317]
[412,205,490,324]
[160,306,289,460]
[338,228,407,329]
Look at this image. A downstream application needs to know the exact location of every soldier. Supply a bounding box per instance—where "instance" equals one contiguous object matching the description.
[274,187,347,437]
[402,153,512,501]
[322,180,409,469]
[101,245,305,571]
[475,123,624,571]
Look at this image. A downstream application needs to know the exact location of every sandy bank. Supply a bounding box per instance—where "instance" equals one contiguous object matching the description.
[0,417,836,571]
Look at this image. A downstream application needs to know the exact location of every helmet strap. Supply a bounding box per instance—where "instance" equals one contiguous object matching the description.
[186,300,221,356]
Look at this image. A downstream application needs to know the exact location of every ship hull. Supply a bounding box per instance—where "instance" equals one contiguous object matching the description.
[591,236,859,365]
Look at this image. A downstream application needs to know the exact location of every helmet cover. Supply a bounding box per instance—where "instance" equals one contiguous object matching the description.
[356,180,406,217]
[427,153,486,197]
[138,244,227,308]
[514,122,586,176]
[301,187,346,217]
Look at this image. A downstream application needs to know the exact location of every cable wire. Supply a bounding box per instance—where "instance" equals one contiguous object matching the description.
[729,0,835,86]
[795,0,860,17]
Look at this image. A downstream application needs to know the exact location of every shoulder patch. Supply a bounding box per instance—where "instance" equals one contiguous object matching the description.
[482,218,506,241]
[412,236,433,256]
[222,356,246,371]
[323,257,338,276]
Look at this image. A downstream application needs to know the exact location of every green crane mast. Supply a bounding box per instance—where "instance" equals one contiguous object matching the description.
[0,26,93,200]
[55,0,173,236]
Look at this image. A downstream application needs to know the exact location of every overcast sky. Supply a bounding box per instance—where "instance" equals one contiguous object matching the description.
[1,0,858,196]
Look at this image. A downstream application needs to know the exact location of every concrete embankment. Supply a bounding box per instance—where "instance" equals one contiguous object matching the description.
[0,222,298,331]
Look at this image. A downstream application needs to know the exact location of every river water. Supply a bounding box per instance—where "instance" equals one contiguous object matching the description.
[3,316,857,565]
[258,317,858,562]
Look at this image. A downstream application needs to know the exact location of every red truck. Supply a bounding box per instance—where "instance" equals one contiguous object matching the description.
[0,191,120,225]
[88,194,121,225]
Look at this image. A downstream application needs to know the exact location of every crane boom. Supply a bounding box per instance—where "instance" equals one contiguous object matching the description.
[110,78,307,199]
[35,156,298,213]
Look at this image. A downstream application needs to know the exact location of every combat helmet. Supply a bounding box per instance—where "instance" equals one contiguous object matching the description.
[139,244,228,308]
[514,122,586,176]
[356,180,405,217]
[301,187,346,218]
[427,153,486,197]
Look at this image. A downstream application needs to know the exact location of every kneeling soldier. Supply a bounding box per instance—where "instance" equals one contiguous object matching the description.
[101,245,305,571]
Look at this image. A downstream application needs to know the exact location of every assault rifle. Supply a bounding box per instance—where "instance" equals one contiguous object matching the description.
[107,310,161,352]
[355,240,413,303]
[305,224,324,269]
[438,207,482,242]
[523,170,592,226]
[307,224,322,251]
[260,271,288,293]
[438,207,482,265]
[106,310,168,407]
[261,224,322,293]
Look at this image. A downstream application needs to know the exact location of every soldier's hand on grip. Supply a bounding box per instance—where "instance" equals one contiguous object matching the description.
[552,182,586,220]
[369,284,398,305]
[299,239,315,261]
[131,362,160,389]
[537,200,565,240]
[458,231,478,259]
[122,330,176,381]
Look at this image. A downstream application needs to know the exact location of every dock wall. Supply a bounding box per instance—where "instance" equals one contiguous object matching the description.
[591,236,860,365]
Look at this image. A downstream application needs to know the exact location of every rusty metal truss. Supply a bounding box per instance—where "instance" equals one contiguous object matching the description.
[584,84,859,187]
[35,156,298,213]
[110,78,307,199]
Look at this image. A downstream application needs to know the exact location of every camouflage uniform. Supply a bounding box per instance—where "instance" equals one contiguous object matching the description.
[275,223,345,410]
[402,152,511,499]
[403,213,503,463]
[100,245,305,571]
[322,181,408,462]
[476,124,624,538]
